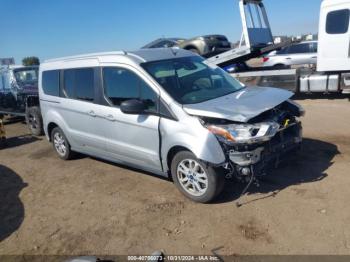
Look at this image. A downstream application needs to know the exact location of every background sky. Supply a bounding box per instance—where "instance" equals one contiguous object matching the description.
[1,0,322,63]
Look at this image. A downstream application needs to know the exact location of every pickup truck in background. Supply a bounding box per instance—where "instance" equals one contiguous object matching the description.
[0,65,43,135]
[142,35,231,57]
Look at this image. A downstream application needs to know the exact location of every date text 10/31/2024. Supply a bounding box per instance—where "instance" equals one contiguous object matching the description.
[128,255,220,261]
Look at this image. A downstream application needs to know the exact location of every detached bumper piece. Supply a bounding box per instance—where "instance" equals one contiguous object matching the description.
[229,122,302,178]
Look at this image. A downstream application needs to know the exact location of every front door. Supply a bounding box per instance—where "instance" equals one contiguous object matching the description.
[98,66,162,171]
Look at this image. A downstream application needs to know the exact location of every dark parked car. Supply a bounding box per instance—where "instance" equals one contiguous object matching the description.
[142,35,231,57]
[0,65,43,135]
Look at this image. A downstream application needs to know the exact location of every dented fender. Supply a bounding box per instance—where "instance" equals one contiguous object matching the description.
[159,116,226,172]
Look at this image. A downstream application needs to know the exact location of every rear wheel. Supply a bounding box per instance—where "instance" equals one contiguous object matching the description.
[26,106,43,136]
[51,127,74,160]
[273,64,288,69]
[171,151,224,203]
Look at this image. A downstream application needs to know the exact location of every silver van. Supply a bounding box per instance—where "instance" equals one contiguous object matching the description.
[39,48,304,203]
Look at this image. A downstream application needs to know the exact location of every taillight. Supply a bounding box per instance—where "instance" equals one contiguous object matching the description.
[263,57,269,63]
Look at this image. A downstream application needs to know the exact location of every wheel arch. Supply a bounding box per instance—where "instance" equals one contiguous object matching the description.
[183,45,200,53]
[162,132,226,174]
[166,145,191,176]
[47,122,59,141]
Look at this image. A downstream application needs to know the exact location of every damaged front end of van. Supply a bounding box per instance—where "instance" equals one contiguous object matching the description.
[183,87,304,182]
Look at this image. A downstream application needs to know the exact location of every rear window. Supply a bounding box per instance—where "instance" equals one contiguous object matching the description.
[63,68,94,102]
[42,70,59,96]
[326,9,350,34]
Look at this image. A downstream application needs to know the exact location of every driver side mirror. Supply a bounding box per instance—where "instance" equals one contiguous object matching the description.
[120,99,147,115]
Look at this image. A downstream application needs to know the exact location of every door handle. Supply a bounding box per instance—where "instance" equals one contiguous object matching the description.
[311,56,317,59]
[286,57,292,60]
[88,110,96,117]
[105,114,116,121]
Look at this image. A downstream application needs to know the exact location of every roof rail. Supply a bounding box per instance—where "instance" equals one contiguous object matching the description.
[44,51,129,63]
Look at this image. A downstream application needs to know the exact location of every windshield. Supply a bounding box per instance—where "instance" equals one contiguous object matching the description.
[13,68,38,87]
[142,56,244,104]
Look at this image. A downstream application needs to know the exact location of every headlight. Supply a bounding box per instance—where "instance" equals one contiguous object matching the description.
[207,122,280,144]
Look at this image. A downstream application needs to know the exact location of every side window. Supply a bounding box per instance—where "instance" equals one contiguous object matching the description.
[0,74,3,91]
[103,67,158,113]
[163,40,176,48]
[63,68,94,102]
[42,70,59,96]
[276,47,288,55]
[288,44,310,54]
[3,72,11,90]
[326,9,350,34]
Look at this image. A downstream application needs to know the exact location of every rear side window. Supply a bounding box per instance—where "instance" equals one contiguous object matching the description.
[276,47,288,55]
[42,70,59,96]
[63,68,94,102]
[103,67,158,113]
[326,9,350,34]
[287,44,311,54]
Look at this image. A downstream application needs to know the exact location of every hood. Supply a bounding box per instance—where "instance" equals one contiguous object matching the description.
[183,87,293,123]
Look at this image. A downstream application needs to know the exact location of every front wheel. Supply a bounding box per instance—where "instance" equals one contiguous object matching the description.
[171,151,224,203]
[26,106,43,136]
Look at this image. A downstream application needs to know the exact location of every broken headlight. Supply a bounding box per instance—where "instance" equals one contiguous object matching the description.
[207,122,280,144]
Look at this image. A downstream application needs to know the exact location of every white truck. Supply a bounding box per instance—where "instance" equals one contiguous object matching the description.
[206,0,350,95]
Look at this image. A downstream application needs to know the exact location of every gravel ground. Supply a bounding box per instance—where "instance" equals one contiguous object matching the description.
[0,97,350,257]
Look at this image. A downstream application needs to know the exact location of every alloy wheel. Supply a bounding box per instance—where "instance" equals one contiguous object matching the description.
[177,159,208,197]
[53,132,67,157]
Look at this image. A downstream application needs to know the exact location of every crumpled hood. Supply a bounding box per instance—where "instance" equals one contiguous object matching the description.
[183,87,293,123]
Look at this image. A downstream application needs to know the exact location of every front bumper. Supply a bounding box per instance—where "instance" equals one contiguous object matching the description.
[225,122,302,177]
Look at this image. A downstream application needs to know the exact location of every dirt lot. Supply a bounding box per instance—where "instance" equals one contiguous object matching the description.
[0,97,350,256]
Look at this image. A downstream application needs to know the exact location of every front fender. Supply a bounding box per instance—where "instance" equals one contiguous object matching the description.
[160,117,226,171]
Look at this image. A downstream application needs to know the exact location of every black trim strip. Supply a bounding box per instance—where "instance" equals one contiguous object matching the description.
[40,99,60,104]
[158,118,164,172]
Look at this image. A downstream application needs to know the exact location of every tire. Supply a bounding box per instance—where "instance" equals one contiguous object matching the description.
[26,106,44,136]
[171,151,225,203]
[51,127,74,160]
[273,64,287,69]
